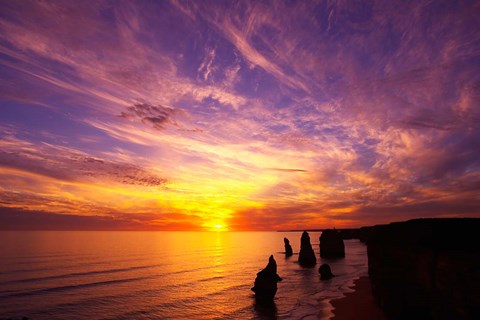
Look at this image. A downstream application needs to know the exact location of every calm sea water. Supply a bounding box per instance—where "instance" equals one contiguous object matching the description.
[0,232,367,319]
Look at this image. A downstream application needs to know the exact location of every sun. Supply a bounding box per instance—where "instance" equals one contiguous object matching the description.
[203,220,229,231]
[211,223,228,231]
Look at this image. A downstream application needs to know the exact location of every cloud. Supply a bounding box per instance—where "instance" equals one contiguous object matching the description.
[0,206,204,231]
[119,102,178,130]
[268,168,307,173]
[351,197,480,223]
[0,136,167,187]
[197,47,216,81]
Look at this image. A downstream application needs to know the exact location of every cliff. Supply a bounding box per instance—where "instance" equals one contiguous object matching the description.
[366,218,480,320]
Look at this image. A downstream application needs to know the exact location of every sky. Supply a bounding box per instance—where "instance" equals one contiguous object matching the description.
[0,0,479,231]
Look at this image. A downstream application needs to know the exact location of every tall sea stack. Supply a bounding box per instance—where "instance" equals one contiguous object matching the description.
[298,231,316,266]
[284,237,293,257]
[320,229,345,258]
[251,255,282,301]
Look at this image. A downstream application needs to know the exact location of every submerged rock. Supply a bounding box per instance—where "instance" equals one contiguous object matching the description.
[251,255,282,301]
[298,231,317,266]
[284,237,293,257]
[320,229,345,258]
[319,263,335,280]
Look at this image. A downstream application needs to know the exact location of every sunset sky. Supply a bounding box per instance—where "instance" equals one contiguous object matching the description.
[1,0,479,231]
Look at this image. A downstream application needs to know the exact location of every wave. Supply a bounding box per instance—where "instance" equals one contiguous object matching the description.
[0,263,168,285]
[0,276,153,299]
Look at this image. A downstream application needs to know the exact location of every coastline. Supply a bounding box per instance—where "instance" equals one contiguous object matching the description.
[330,276,386,320]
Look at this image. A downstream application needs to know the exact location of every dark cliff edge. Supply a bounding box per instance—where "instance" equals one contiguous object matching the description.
[364,218,480,320]
[337,227,372,243]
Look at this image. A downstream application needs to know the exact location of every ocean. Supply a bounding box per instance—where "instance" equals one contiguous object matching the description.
[0,231,368,319]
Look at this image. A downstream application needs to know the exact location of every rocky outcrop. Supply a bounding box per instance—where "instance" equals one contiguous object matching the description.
[298,231,316,266]
[284,237,293,257]
[319,263,335,280]
[367,218,480,320]
[337,227,373,243]
[251,255,282,301]
[337,228,360,239]
[320,229,345,258]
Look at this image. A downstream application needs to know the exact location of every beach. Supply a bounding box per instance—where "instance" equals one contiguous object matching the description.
[331,276,386,320]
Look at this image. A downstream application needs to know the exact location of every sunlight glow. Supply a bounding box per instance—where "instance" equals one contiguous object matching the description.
[210,223,227,232]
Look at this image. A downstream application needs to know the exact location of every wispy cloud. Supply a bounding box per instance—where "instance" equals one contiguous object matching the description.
[0,136,167,187]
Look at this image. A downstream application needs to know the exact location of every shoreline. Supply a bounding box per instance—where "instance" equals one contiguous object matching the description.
[330,276,386,320]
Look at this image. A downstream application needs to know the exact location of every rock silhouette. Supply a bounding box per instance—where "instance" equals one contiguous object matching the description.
[367,218,480,320]
[251,255,282,301]
[320,229,345,258]
[284,237,293,256]
[319,263,335,280]
[298,231,316,266]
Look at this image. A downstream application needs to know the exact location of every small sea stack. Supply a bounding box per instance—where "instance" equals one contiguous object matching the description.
[320,229,345,258]
[319,263,335,280]
[298,231,317,266]
[284,237,293,257]
[251,255,282,301]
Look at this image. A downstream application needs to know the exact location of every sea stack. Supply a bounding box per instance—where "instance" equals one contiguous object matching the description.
[298,231,316,266]
[251,255,282,301]
[284,237,293,257]
[320,229,345,258]
[319,263,335,280]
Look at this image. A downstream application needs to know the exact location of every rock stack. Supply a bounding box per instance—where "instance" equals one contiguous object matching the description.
[251,255,282,301]
[284,237,293,257]
[320,229,345,258]
[298,231,316,266]
[319,263,335,280]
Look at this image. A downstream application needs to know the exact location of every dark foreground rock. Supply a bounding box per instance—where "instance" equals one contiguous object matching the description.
[320,229,345,258]
[251,255,282,301]
[298,231,316,266]
[367,218,480,320]
[284,237,293,256]
[319,263,334,280]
